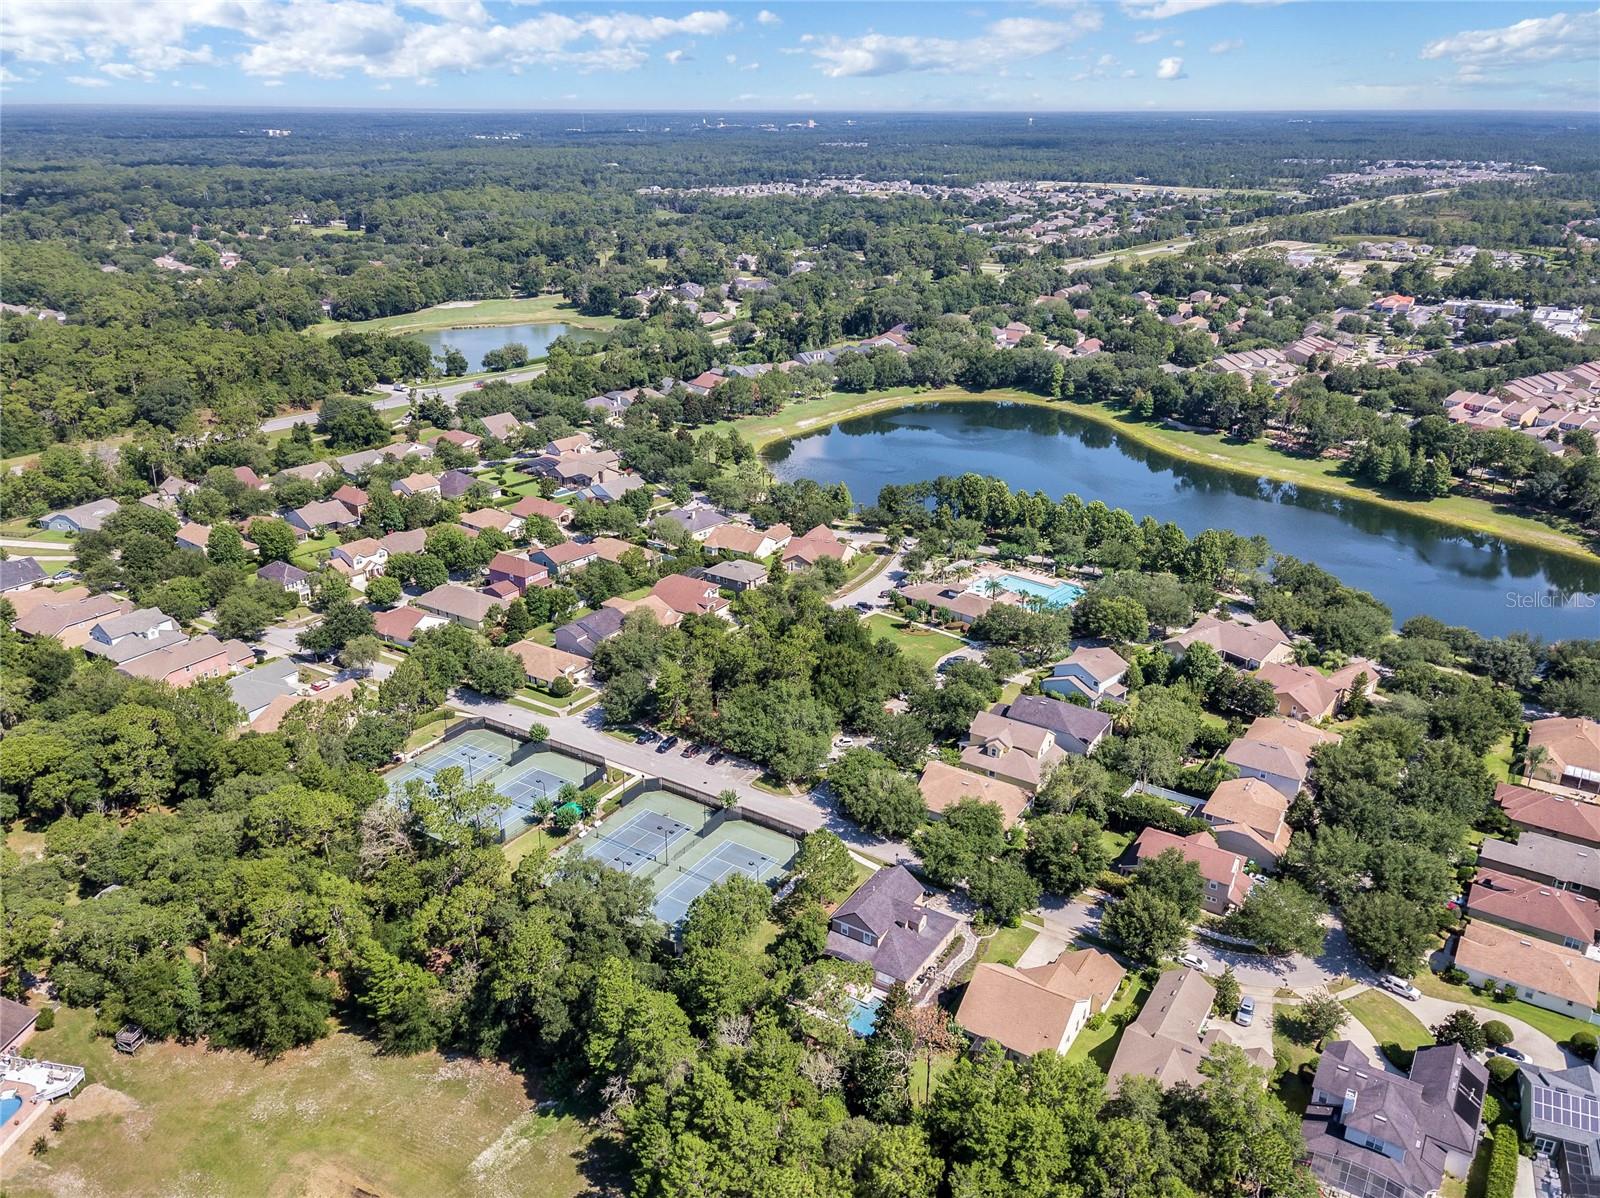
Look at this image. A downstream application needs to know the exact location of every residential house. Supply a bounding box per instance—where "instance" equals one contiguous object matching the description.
[277,461,335,485]
[1042,646,1129,705]
[584,469,644,504]
[249,679,360,734]
[227,659,302,725]
[1283,334,1348,367]
[896,581,993,627]
[1302,1041,1487,1198]
[544,433,594,456]
[438,468,481,501]
[507,640,591,689]
[919,760,1031,828]
[532,541,602,574]
[1201,777,1293,869]
[782,525,854,571]
[650,573,732,618]
[0,557,46,593]
[0,997,39,1054]
[1106,967,1272,1089]
[1123,827,1252,915]
[602,593,682,629]
[431,429,482,453]
[996,695,1113,757]
[1497,782,1600,848]
[328,538,389,585]
[1255,662,1342,721]
[257,560,311,602]
[1451,920,1600,1023]
[656,506,730,542]
[1476,831,1600,898]
[1466,868,1600,954]
[700,559,768,592]
[703,521,792,558]
[6,584,87,623]
[553,607,626,659]
[173,522,216,553]
[232,466,269,491]
[392,472,441,499]
[377,528,427,556]
[117,634,242,688]
[1528,718,1600,796]
[479,412,522,441]
[372,605,444,647]
[331,484,368,515]
[957,949,1126,1059]
[81,608,186,665]
[413,584,501,630]
[1163,614,1295,670]
[960,710,1066,792]
[1515,1062,1600,1198]
[1222,716,1342,799]
[13,593,134,647]
[825,866,961,991]
[39,498,120,534]
[486,552,549,594]
[287,499,362,535]
[508,495,573,527]
[460,508,522,537]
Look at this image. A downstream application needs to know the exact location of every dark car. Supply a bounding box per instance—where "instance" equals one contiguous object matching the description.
[706,750,724,765]
[656,736,679,754]
[634,730,658,745]
[682,743,703,759]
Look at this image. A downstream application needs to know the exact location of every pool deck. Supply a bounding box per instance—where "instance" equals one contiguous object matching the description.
[0,1080,45,1157]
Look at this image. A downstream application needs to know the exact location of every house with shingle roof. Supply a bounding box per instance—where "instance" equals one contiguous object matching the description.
[1106,967,1272,1089]
[1163,614,1294,670]
[1123,827,1252,915]
[1529,717,1600,796]
[1467,867,1600,953]
[1042,646,1129,705]
[1497,782,1600,848]
[413,584,501,630]
[1201,777,1292,869]
[0,557,47,593]
[1222,716,1342,798]
[1477,831,1600,898]
[287,499,362,535]
[996,695,1112,757]
[919,760,1031,828]
[1452,920,1600,1021]
[13,593,134,647]
[257,560,312,602]
[960,710,1065,793]
[825,866,961,992]
[957,949,1125,1059]
[39,498,120,534]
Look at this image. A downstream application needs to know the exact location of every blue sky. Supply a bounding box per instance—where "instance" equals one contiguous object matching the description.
[3,2,1596,111]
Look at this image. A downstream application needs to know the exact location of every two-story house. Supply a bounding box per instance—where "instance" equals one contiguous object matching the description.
[825,866,961,992]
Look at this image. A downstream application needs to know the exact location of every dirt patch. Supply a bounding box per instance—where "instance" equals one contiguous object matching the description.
[66,1084,140,1123]
[271,1157,390,1198]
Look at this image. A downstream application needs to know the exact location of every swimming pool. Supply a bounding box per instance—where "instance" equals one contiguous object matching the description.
[847,996,882,1037]
[996,574,1083,608]
[0,1094,23,1125]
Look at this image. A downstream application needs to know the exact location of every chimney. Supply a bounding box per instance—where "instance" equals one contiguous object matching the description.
[1341,1089,1358,1121]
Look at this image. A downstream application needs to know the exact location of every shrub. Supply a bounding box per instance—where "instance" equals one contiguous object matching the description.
[49,1110,66,1133]
[1486,1126,1519,1198]
[1483,1020,1514,1049]
[1481,1093,1502,1126]
[34,1007,54,1032]
[30,1137,48,1157]
[1381,1044,1415,1072]
[548,675,574,698]
[1486,1057,1520,1086]
[1570,1030,1598,1061]
[1442,967,1469,987]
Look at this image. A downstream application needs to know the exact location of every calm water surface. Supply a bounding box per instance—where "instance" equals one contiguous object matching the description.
[765,402,1600,640]
[410,323,600,371]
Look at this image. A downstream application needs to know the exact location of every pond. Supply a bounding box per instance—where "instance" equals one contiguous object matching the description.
[764,401,1600,640]
[409,322,601,371]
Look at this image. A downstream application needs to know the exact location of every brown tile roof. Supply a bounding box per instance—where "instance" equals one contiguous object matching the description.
[1203,777,1291,846]
[1529,717,1600,781]
[508,495,570,523]
[1454,919,1600,1010]
[14,593,133,638]
[1497,782,1600,847]
[650,573,730,616]
[918,760,1031,827]
[1255,662,1340,719]
[1467,867,1600,947]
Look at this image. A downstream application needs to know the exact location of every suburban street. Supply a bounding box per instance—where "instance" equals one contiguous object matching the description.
[258,365,550,434]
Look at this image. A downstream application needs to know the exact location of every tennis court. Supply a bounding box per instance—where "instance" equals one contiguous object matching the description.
[653,839,779,929]
[388,728,519,796]
[580,807,694,875]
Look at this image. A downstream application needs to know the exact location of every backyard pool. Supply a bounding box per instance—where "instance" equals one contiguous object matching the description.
[988,574,1084,608]
[0,1094,23,1125]
[847,996,883,1037]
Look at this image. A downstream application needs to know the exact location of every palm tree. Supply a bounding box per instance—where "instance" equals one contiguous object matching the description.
[1523,743,1551,783]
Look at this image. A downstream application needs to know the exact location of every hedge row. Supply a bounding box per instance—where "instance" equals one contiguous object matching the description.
[1486,1125,1519,1198]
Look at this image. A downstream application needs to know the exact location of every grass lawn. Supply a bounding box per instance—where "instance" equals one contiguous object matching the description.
[979,924,1040,968]
[863,614,965,672]
[519,684,591,710]
[1413,969,1599,1047]
[908,1051,960,1106]
[310,295,620,339]
[503,825,557,870]
[404,711,463,753]
[1098,828,1134,859]
[0,517,73,543]
[4,1008,607,1198]
[290,532,339,568]
[1066,974,1150,1072]
[1482,736,1515,784]
[723,387,1596,562]
[1344,989,1434,1054]
[1271,1002,1322,1114]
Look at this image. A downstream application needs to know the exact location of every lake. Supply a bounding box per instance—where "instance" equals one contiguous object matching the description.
[409,323,600,371]
[765,401,1600,640]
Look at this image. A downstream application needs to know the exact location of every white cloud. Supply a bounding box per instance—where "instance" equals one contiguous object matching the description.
[1133,29,1166,44]
[66,74,109,87]
[1156,55,1185,78]
[1421,8,1599,66]
[1122,0,1292,20]
[811,12,1100,77]
[737,91,757,100]
[2,2,734,85]
[742,60,759,70]
[1121,67,1137,77]
[99,62,151,81]
[1171,38,1184,47]
[1209,38,1244,53]
[665,49,689,64]
[757,9,781,25]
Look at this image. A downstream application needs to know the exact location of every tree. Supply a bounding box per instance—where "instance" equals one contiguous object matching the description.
[1342,890,1436,973]
[317,395,389,449]
[298,601,374,656]
[1221,880,1327,957]
[967,856,1042,926]
[250,517,298,565]
[466,647,523,699]
[828,749,925,838]
[338,635,382,676]
[201,944,333,1059]
[1128,848,1203,921]
[206,522,248,567]
[365,575,402,608]
[1072,593,1148,643]
[214,589,278,641]
[1023,813,1107,896]
[1431,1008,1487,1054]
[790,830,855,906]
[1482,1020,1514,1050]
[1212,966,1241,1017]
[1101,886,1190,965]
[1299,988,1349,1049]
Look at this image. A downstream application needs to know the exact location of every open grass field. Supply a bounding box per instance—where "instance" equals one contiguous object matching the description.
[724,387,1597,563]
[1066,974,1149,1073]
[310,295,620,339]
[1344,989,1434,1053]
[862,614,965,671]
[4,1008,608,1198]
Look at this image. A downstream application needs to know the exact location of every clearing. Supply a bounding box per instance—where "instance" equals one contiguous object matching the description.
[310,295,619,339]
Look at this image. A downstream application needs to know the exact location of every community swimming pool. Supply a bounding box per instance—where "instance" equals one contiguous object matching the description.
[974,573,1084,608]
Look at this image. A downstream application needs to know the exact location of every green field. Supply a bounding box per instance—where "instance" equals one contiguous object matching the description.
[1344,989,1434,1054]
[863,614,966,671]
[4,1008,606,1198]
[310,295,620,339]
[724,387,1598,564]
[1066,974,1149,1072]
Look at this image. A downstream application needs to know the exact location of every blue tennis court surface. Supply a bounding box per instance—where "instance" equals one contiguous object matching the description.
[581,808,692,875]
[495,761,572,808]
[652,840,778,929]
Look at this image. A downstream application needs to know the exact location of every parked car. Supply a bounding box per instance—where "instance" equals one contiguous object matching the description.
[655,736,679,754]
[706,750,724,765]
[1491,1045,1528,1062]
[1380,974,1422,1001]
[634,730,658,745]
[1235,996,1256,1027]
[855,601,873,611]
[309,679,331,692]
[1177,953,1208,974]
[473,380,487,389]
[682,743,703,759]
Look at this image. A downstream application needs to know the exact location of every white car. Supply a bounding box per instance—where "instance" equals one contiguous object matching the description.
[1380,974,1422,1001]
[1177,953,1208,974]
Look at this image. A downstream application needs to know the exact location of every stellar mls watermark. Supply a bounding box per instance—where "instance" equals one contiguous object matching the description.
[1505,589,1598,610]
